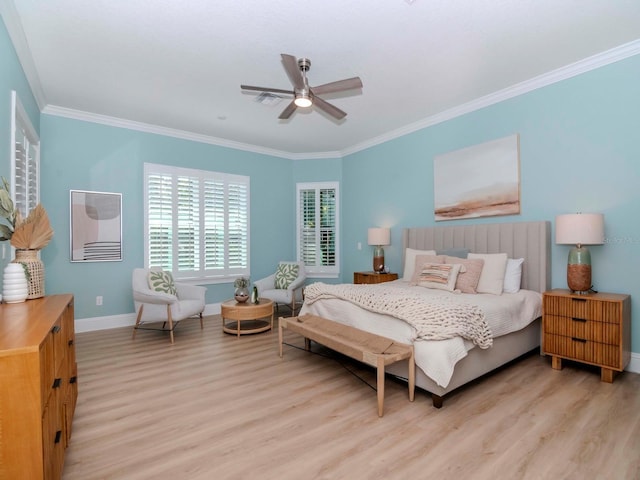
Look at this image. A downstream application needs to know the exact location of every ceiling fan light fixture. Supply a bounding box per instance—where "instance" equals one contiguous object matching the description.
[294,94,312,108]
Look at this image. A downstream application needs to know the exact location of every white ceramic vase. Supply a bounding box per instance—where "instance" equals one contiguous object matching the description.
[3,263,29,303]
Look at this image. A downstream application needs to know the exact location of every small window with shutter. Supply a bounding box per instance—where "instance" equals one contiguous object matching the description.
[296,182,339,277]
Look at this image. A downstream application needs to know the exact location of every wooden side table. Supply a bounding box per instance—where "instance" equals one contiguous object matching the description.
[542,289,631,382]
[353,271,399,284]
[221,298,274,337]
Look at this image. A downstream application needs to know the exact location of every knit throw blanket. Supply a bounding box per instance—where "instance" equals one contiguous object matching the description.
[303,282,493,349]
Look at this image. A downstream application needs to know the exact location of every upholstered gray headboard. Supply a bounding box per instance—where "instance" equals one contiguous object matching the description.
[402,221,551,293]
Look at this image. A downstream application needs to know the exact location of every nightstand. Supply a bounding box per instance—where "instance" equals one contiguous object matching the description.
[354,271,399,284]
[542,289,631,383]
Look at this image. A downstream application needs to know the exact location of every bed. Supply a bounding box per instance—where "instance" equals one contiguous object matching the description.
[299,221,551,408]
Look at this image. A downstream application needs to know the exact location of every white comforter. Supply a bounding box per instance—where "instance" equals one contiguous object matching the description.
[299,280,542,388]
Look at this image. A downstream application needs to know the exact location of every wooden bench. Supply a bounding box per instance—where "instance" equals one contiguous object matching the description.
[279,314,415,417]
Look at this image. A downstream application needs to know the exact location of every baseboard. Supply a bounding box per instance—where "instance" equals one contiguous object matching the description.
[627,353,640,374]
[75,303,221,333]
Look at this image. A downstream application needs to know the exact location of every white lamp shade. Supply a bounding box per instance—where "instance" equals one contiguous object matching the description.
[555,213,604,245]
[368,227,391,246]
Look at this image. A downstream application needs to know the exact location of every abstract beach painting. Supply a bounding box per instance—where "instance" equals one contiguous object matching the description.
[434,134,520,221]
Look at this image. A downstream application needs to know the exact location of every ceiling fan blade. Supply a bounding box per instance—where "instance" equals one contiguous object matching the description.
[240,85,294,95]
[278,100,297,120]
[311,77,363,96]
[281,54,305,90]
[312,96,347,120]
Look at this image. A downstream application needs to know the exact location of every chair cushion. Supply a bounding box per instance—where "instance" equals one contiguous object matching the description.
[148,270,177,296]
[275,263,299,289]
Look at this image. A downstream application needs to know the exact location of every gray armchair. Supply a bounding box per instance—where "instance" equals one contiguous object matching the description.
[253,261,306,316]
[132,268,206,344]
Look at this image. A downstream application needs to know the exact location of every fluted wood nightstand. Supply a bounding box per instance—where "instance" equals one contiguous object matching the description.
[542,289,631,383]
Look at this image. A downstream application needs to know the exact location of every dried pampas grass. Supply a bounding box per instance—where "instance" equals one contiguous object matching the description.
[10,204,54,250]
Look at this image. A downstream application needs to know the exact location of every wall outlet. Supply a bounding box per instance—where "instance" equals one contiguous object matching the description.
[96,296,103,306]
[357,242,362,250]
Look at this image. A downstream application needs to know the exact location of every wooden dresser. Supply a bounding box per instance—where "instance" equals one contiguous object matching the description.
[542,289,631,382]
[353,271,399,284]
[0,294,77,479]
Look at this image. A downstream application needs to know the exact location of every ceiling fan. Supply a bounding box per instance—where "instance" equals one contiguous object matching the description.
[241,54,363,120]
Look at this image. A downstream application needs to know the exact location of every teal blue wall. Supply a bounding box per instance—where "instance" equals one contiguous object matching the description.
[342,55,640,352]
[2,14,639,353]
[39,116,293,318]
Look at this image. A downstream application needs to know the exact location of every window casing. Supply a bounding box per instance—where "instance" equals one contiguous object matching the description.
[10,91,40,219]
[144,163,250,283]
[296,182,339,277]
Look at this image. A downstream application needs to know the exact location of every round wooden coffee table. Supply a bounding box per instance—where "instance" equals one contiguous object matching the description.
[221,298,274,337]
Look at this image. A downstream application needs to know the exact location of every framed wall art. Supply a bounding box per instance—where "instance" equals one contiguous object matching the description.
[433,134,520,221]
[70,190,122,262]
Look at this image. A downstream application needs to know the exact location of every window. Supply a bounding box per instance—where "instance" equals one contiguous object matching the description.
[11,91,40,219]
[144,163,250,283]
[296,182,339,276]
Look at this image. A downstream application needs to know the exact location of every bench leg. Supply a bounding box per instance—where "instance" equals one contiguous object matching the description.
[304,337,311,351]
[408,346,415,402]
[377,356,385,417]
[279,321,284,358]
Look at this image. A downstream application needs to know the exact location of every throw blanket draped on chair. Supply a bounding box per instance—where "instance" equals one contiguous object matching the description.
[303,282,493,348]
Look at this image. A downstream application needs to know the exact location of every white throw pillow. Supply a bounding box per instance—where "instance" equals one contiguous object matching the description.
[503,258,524,293]
[468,252,508,295]
[403,248,437,280]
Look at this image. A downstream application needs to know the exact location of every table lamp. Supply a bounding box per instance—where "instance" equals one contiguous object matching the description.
[368,227,390,273]
[555,213,604,293]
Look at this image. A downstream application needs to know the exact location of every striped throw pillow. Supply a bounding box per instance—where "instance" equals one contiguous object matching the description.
[414,263,465,292]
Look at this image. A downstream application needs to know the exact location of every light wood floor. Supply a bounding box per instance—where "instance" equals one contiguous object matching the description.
[63,315,640,480]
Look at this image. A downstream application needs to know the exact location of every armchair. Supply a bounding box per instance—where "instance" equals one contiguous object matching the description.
[253,261,306,316]
[132,268,206,344]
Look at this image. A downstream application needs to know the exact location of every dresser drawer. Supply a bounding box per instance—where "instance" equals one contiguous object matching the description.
[544,314,620,345]
[544,333,621,369]
[543,295,623,324]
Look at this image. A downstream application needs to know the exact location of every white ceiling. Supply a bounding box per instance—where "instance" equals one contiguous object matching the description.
[4,0,640,158]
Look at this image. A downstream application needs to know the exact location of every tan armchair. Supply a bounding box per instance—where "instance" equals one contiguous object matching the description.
[132,268,206,344]
[253,261,306,316]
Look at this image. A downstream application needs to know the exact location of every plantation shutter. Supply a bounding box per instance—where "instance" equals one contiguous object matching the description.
[144,163,250,281]
[11,91,40,219]
[228,181,249,269]
[296,182,339,276]
[319,187,336,267]
[147,173,173,270]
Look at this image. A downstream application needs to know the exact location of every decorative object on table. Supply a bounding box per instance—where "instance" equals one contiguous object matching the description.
[70,190,122,262]
[555,213,604,293]
[234,276,250,303]
[12,249,44,299]
[367,227,390,273]
[433,134,520,221]
[2,262,29,303]
[251,285,259,304]
[0,178,54,299]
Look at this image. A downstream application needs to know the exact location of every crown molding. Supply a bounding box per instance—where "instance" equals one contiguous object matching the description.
[341,39,640,157]
[42,105,311,160]
[0,1,46,109]
[42,105,344,160]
